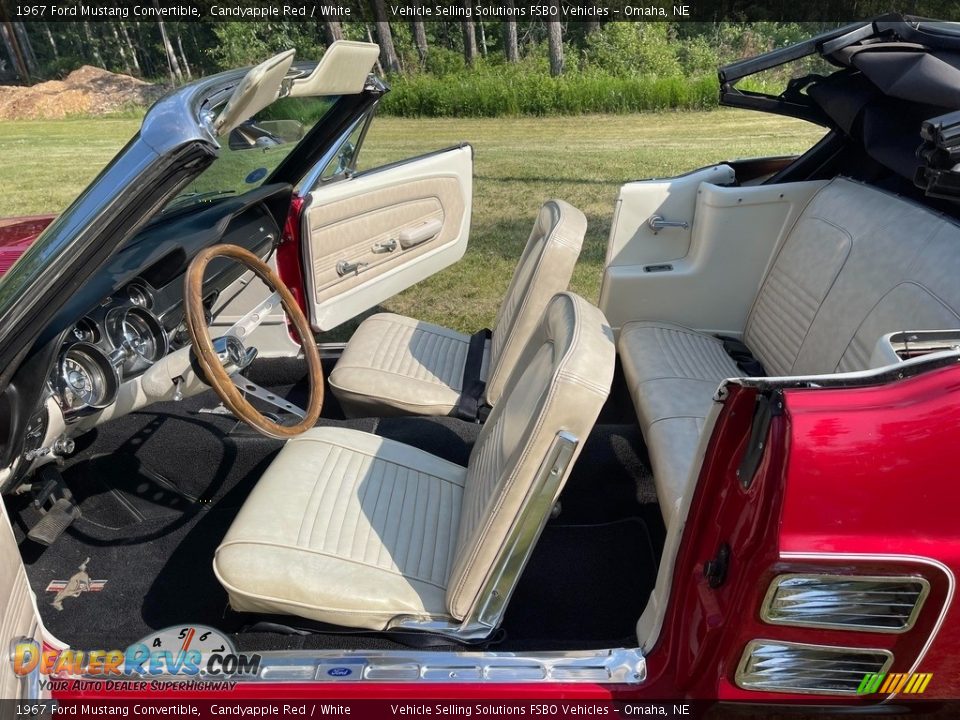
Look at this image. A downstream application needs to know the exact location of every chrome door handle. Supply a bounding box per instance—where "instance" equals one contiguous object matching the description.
[648,215,689,231]
[372,239,398,253]
[336,259,369,276]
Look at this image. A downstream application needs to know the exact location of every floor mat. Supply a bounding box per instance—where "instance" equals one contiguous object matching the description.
[501,518,657,649]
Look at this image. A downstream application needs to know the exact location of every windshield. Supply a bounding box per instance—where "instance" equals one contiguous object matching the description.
[161,95,340,214]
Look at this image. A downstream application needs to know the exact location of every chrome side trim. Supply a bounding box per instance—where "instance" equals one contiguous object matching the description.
[761,573,931,634]
[724,348,960,393]
[388,431,579,642]
[735,639,894,697]
[780,552,954,702]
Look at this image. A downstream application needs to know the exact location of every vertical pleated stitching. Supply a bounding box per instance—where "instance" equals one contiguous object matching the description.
[295,443,462,587]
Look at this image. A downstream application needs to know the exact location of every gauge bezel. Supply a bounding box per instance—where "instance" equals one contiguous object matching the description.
[106,305,169,375]
[56,342,120,412]
[71,316,101,344]
[125,281,154,310]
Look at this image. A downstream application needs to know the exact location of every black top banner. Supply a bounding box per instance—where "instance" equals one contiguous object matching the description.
[0,0,958,23]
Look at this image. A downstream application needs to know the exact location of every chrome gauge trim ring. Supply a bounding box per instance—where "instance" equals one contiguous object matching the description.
[71,316,101,344]
[56,342,120,412]
[125,281,154,309]
[107,305,169,374]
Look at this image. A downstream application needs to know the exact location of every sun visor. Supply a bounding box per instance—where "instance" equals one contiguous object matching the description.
[214,49,296,136]
[288,41,379,98]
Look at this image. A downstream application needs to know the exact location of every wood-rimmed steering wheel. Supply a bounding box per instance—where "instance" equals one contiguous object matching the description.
[184,244,323,439]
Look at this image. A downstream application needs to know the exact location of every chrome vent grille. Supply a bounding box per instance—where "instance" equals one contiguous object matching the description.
[762,574,929,633]
[736,640,893,696]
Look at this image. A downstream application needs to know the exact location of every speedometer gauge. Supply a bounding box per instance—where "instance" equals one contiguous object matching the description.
[56,343,120,413]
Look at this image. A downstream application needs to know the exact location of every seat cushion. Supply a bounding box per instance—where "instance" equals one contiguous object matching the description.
[213,427,467,630]
[618,321,739,527]
[328,313,473,417]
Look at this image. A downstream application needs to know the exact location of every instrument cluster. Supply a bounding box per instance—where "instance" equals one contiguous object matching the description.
[52,279,187,417]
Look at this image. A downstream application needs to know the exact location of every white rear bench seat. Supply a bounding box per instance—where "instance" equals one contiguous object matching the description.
[619,178,960,528]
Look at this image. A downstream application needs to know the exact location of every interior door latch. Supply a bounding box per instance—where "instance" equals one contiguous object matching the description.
[336,259,369,277]
[372,239,398,253]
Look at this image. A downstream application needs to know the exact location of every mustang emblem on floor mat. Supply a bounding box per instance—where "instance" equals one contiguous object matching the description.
[45,558,107,611]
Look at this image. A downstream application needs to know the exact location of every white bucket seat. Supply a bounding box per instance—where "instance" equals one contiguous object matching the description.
[213,293,613,637]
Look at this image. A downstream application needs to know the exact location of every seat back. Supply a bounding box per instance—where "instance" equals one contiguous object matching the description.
[485,200,587,405]
[446,292,614,624]
[743,178,960,376]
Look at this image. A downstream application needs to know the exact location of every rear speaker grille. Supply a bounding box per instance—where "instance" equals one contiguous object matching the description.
[736,640,893,696]
[762,574,929,633]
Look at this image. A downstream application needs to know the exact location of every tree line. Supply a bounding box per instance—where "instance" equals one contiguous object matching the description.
[2,14,854,88]
[1,14,595,84]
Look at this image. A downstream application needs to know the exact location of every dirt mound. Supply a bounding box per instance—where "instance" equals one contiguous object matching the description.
[0,66,165,120]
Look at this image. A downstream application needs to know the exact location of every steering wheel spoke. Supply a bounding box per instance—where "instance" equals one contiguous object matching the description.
[232,375,307,420]
[227,290,282,341]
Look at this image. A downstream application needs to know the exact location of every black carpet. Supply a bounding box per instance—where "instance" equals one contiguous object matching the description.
[9,358,662,652]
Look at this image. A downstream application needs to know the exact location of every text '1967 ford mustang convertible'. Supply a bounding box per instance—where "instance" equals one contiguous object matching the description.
[1,13,960,709]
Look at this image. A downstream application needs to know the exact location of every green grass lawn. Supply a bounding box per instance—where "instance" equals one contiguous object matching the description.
[0,111,823,334]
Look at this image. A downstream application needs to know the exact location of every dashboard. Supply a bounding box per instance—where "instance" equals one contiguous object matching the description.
[5,183,293,486]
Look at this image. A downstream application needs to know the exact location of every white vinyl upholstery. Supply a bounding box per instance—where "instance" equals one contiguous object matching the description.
[327,314,473,417]
[329,200,587,417]
[618,323,739,528]
[214,293,614,630]
[619,178,960,529]
[213,428,465,628]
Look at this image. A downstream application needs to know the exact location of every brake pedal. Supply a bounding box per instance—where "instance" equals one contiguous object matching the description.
[28,498,81,546]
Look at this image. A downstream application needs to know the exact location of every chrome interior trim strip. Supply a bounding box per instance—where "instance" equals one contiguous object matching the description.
[72,647,646,685]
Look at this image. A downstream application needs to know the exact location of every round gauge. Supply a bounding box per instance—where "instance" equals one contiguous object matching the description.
[121,309,165,362]
[126,282,153,309]
[71,316,101,344]
[107,306,168,373]
[57,343,120,412]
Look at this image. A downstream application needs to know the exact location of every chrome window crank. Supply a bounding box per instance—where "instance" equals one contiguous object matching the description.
[336,259,369,276]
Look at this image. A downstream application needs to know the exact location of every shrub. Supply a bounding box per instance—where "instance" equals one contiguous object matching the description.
[380,69,720,117]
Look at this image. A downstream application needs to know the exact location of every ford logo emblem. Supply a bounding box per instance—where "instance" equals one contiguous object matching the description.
[327,667,352,677]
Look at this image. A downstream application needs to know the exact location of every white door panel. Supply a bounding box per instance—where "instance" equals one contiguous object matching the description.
[302,145,473,332]
[600,174,828,335]
[603,165,736,269]
[0,499,45,701]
